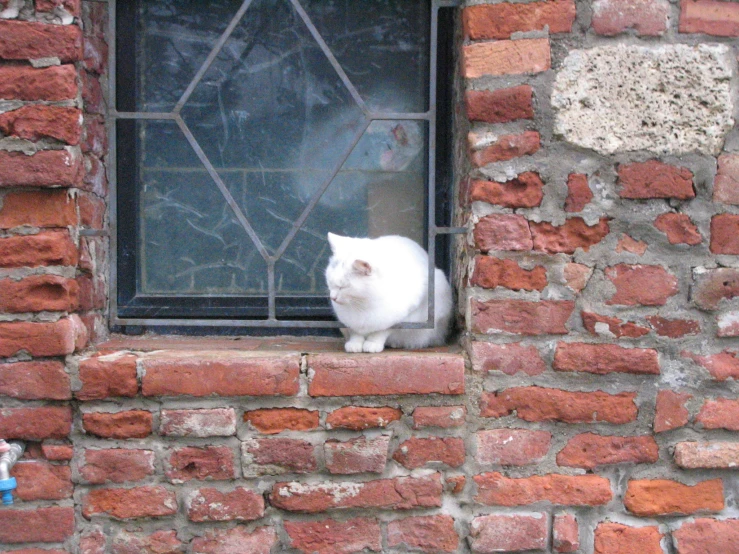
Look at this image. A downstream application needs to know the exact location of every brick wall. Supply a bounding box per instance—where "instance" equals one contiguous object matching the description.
[1,1,739,553]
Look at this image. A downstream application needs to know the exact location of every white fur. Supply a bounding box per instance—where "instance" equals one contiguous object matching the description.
[325,233,452,353]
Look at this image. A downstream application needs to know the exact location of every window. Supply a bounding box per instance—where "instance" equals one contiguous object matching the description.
[111,0,458,329]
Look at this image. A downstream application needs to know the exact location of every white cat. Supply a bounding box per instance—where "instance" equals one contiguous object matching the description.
[325,233,453,353]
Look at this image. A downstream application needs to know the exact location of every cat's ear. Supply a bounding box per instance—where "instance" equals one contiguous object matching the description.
[327,232,346,253]
[352,259,372,276]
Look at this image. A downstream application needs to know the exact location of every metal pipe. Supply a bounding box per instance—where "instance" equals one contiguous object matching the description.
[0,441,25,505]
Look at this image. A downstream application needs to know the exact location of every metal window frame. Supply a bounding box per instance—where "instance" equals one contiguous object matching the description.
[108,0,464,329]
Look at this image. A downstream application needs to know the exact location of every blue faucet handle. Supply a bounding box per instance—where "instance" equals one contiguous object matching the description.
[0,477,17,505]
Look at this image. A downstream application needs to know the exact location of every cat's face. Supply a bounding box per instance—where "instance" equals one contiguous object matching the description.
[325,234,374,306]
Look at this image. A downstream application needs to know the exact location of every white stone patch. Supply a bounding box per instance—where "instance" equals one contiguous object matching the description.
[278,481,362,502]
[553,44,735,155]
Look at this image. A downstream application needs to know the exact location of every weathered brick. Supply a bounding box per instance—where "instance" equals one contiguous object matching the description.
[0,360,70,400]
[654,390,692,432]
[244,407,318,434]
[463,0,576,39]
[82,486,178,519]
[160,408,236,437]
[187,487,264,522]
[697,397,739,430]
[388,515,458,553]
[594,522,664,554]
[0,230,78,268]
[691,267,739,309]
[474,214,533,252]
[471,299,574,335]
[710,213,739,254]
[393,437,465,469]
[326,406,402,430]
[111,530,184,554]
[468,171,544,208]
[0,149,83,187]
[470,131,540,166]
[0,189,76,228]
[78,191,106,229]
[80,529,106,554]
[553,342,660,375]
[469,513,547,554]
[554,513,579,553]
[557,433,658,469]
[0,105,82,144]
[475,472,612,506]
[647,316,700,338]
[582,312,650,338]
[481,387,638,424]
[465,86,533,124]
[325,435,390,474]
[530,217,610,254]
[469,341,546,376]
[675,441,739,469]
[565,173,593,212]
[284,518,381,554]
[11,461,73,501]
[77,353,138,400]
[166,446,235,483]
[476,429,551,466]
[242,437,317,477]
[0,64,78,101]
[0,506,75,543]
[82,410,153,439]
[616,234,648,255]
[716,311,739,337]
[673,518,739,554]
[714,153,739,203]
[191,526,277,554]
[270,474,442,512]
[413,406,466,429]
[471,257,547,291]
[605,264,679,306]
[141,351,300,397]
[0,275,79,313]
[592,0,669,36]
[462,38,551,79]
[80,449,155,484]
[683,349,739,381]
[0,406,72,440]
[42,442,73,461]
[654,213,702,245]
[618,160,695,199]
[81,70,105,115]
[0,20,83,61]
[624,479,724,516]
[82,155,108,196]
[308,352,464,396]
[36,0,81,17]
[680,0,739,36]
[564,262,593,292]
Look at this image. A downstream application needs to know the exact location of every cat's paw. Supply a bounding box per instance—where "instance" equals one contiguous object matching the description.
[362,340,385,353]
[345,337,365,353]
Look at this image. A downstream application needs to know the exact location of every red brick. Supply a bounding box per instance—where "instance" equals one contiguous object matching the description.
[308,352,464,396]
[462,38,551,79]
[325,435,390,474]
[270,474,443,513]
[647,316,700,338]
[475,472,612,506]
[470,513,547,553]
[0,360,70,400]
[447,475,465,494]
[564,262,593,292]
[82,155,108,196]
[468,171,544,208]
[393,437,465,469]
[469,341,546,376]
[78,191,106,229]
[625,479,724,516]
[1,150,82,191]
[471,299,574,335]
[82,486,178,519]
[654,390,692,432]
[141,350,300,397]
[474,214,533,252]
[42,442,73,461]
[0,189,76,228]
[191,526,277,554]
[82,410,153,439]
[481,387,638,424]
[605,264,678,306]
[0,230,78,268]
[616,234,648,255]
[111,530,184,554]
[594,523,665,554]
[0,506,75,543]
[557,433,658,469]
[471,256,547,291]
[242,437,317,476]
[80,529,106,554]
[553,342,659,375]
[36,0,81,16]
[582,312,650,338]
[680,0,739,36]
[77,353,138,400]
[0,275,79,313]
[531,217,610,254]
[326,406,402,430]
[244,407,318,434]
[159,408,236,437]
[465,86,533,123]
[187,487,264,522]
[618,160,695,199]
[554,513,580,553]
[0,105,82,144]
[0,406,71,440]
[470,131,540,166]
[285,518,381,554]
[697,397,739,430]
[413,406,466,428]
[463,0,576,39]
[80,449,155,484]
[710,213,739,254]
[692,267,739,309]
[684,350,739,381]
[565,173,593,212]
[675,441,739,469]
[714,153,739,203]
[6,549,70,554]
[0,64,78,101]
[388,515,458,553]
[81,70,105,115]
[0,20,82,61]
[11,461,72,501]
[166,446,235,483]
[83,35,108,75]
[673,518,739,554]
[476,429,551,466]
[593,0,669,36]
[654,213,702,245]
